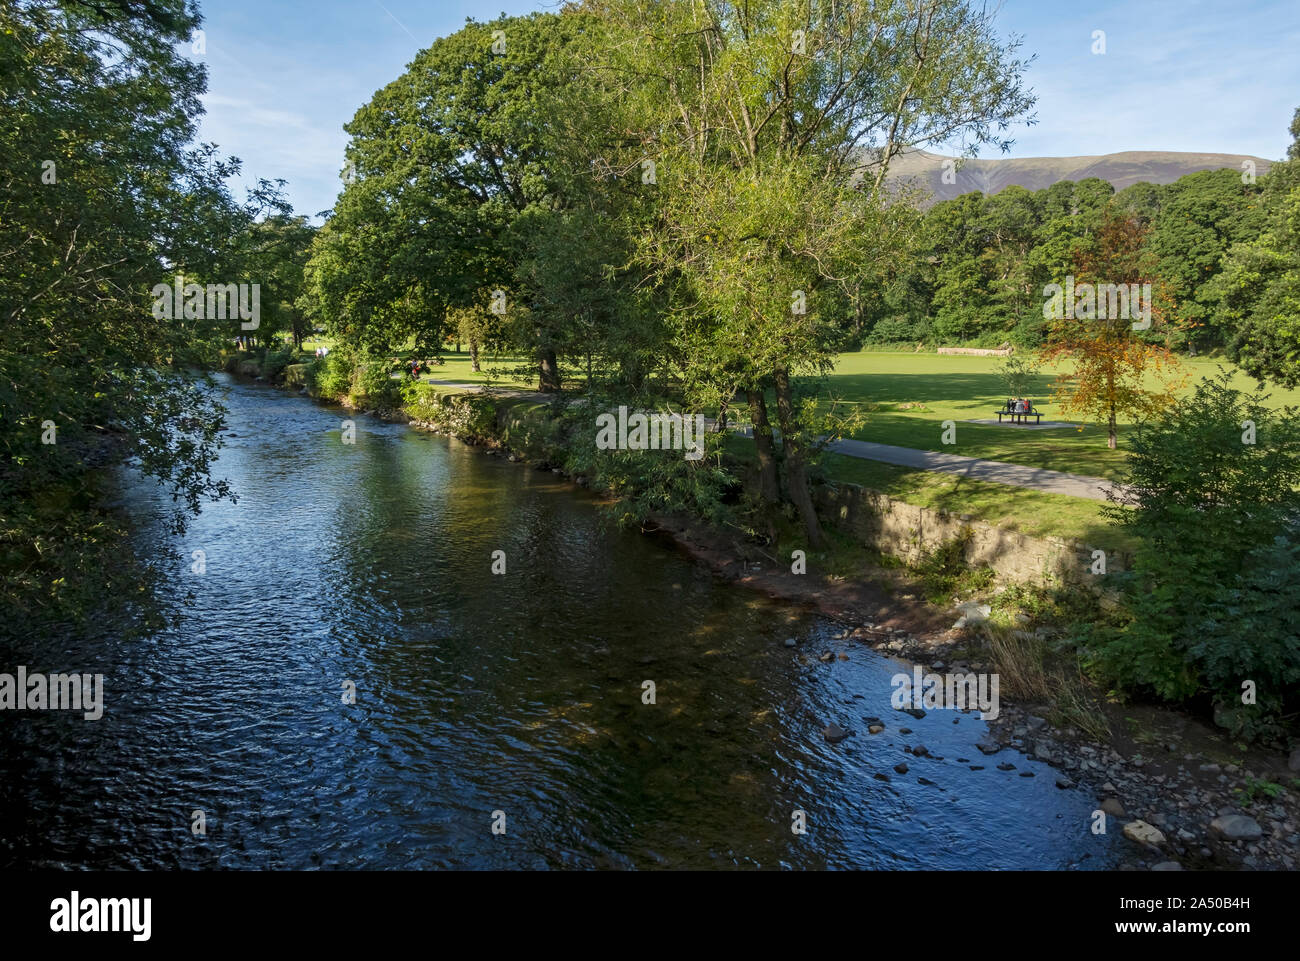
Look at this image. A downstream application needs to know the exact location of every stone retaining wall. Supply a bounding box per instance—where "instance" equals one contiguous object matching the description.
[814,481,1127,586]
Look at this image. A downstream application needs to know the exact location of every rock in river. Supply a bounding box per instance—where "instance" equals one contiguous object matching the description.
[1122,820,1167,848]
[822,723,851,744]
[1209,815,1262,842]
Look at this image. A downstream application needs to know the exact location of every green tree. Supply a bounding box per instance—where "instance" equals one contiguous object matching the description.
[1148,169,1265,352]
[1095,371,1300,740]
[587,0,1035,546]
[305,12,622,391]
[0,0,265,634]
[239,215,316,349]
[1208,108,1300,385]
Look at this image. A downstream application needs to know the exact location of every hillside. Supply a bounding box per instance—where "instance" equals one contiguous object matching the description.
[885,148,1274,205]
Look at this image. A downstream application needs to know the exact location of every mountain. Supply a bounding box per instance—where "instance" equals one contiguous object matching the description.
[884,148,1273,205]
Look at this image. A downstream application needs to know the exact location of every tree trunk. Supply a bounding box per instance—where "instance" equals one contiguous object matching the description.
[747,388,781,508]
[773,367,824,550]
[470,337,480,372]
[538,348,561,392]
[1108,406,1117,450]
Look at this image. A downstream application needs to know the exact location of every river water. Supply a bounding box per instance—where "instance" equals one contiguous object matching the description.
[0,375,1116,869]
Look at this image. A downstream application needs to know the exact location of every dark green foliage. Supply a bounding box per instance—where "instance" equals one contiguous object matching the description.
[1208,110,1300,386]
[0,0,304,635]
[1089,371,1300,739]
[860,160,1280,362]
[910,528,995,605]
[557,394,739,531]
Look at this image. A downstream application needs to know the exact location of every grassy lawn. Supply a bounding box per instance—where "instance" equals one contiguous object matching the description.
[415,351,610,394]
[292,340,1290,545]
[416,351,537,389]
[724,434,1132,549]
[820,351,1300,480]
[724,350,1300,546]
[820,452,1136,552]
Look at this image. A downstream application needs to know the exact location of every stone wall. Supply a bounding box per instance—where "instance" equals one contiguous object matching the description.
[936,346,1013,357]
[814,481,1128,586]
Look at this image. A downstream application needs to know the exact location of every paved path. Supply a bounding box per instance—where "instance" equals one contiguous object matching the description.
[425,379,1127,502]
[824,438,1128,502]
[727,424,1127,502]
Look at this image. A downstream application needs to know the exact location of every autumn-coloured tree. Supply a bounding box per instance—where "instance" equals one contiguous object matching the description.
[1041,212,1187,449]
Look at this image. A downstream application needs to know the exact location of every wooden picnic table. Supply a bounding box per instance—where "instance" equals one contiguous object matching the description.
[995,400,1044,424]
[997,409,1043,424]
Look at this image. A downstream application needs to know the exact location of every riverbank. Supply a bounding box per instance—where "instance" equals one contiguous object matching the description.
[646,505,1300,871]
[223,355,1300,870]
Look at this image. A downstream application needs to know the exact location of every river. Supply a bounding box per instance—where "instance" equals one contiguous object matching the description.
[0,375,1117,869]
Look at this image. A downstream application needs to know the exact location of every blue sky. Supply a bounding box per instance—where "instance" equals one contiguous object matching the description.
[192,0,1300,221]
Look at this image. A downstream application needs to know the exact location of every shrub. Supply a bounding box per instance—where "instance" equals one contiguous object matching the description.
[310,351,354,402]
[910,527,995,605]
[1089,369,1300,740]
[259,342,299,383]
[995,353,1041,398]
[283,363,310,388]
[349,357,403,409]
[558,393,738,529]
[402,382,497,438]
[865,316,922,344]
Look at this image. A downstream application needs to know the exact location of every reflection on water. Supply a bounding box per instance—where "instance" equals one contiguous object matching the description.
[0,375,1116,869]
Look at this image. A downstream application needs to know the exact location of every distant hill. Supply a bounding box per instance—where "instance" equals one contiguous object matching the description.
[884,148,1274,206]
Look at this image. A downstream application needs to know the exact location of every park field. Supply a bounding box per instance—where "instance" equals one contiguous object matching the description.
[825,351,1300,480]
[336,343,1295,545]
[419,348,1300,481]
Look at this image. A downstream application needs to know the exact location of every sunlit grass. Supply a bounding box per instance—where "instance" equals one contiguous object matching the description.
[820,350,1300,479]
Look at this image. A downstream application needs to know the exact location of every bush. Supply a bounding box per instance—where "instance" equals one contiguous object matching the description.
[558,393,738,529]
[995,353,1041,398]
[310,351,353,402]
[349,358,403,409]
[259,342,299,383]
[865,316,922,344]
[1089,370,1300,740]
[283,363,310,388]
[909,527,995,605]
[402,382,497,438]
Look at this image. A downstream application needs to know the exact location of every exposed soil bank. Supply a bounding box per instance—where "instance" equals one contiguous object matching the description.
[236,366,1300,870]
